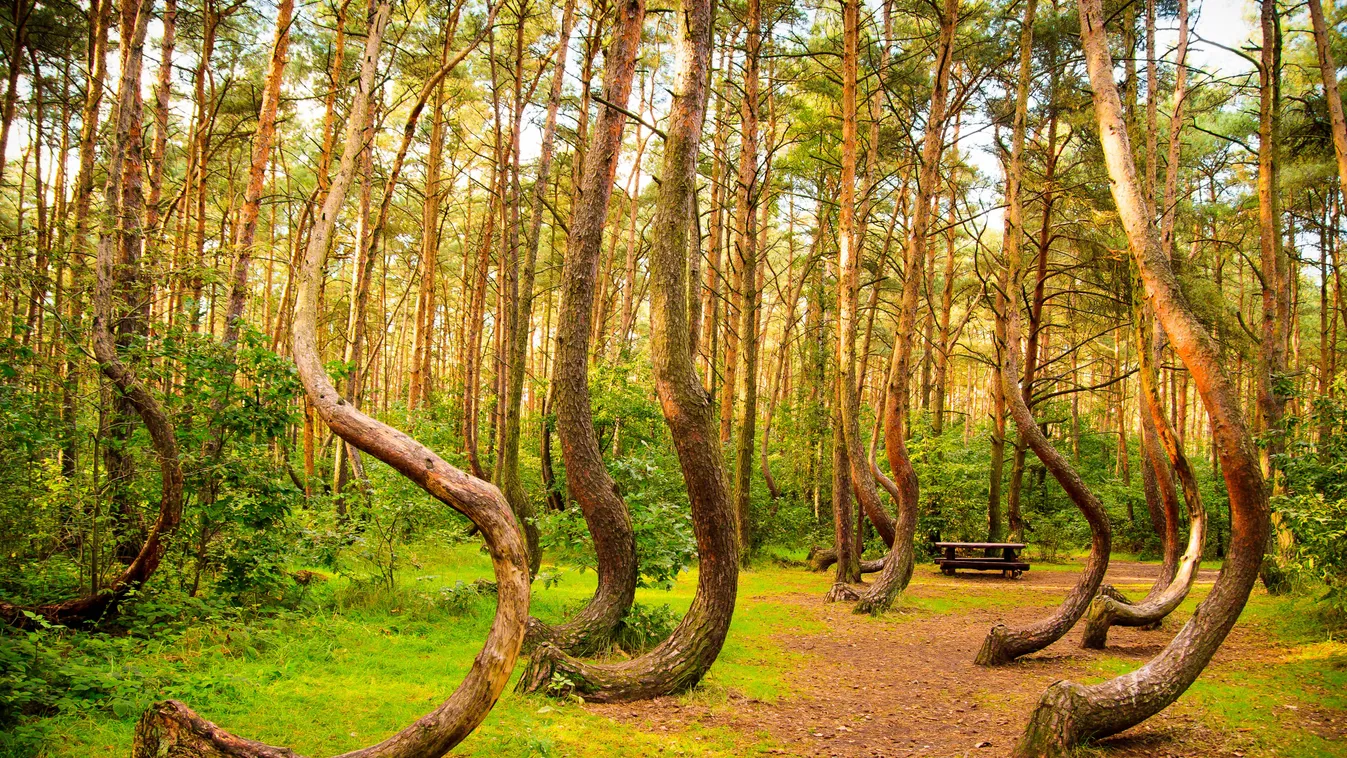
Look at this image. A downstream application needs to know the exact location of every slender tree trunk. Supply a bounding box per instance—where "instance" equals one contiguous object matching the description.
[409,22,456,409]
[1007,65,1058,536]
[932,125,961,436]
[832,0,897,589]
[1257,0,1292,594]
[0,0,29,186]
[980,0,1037,632]
[977,180,1112,665]
[2,0,183,630]
[495,0,575,578]
[852,0,959,616]
[732,0,761,561]
[134,8,532,751]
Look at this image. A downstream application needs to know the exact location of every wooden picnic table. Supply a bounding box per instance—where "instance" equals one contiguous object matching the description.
[933,541,1030,579]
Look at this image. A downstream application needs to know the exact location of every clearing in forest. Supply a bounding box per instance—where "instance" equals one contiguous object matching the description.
[38,546,1347,758]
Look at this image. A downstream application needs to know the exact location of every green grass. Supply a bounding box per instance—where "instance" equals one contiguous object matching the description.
[18,546,1345,757]
[31,544,825,757]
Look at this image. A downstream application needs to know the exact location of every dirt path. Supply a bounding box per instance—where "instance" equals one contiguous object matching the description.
[587,562,1344,757]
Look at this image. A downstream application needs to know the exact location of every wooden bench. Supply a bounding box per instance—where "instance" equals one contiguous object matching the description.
[934,542,1030,579]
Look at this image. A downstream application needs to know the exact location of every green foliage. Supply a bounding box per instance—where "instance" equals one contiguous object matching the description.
[540,448,696,589]
[610,602,679,654]
[1274,383,1347,619]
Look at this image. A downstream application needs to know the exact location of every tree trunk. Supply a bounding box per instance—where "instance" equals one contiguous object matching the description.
[1082,308,1206,648]
[1007,62,1058,534]
[832,0,896,582]
[408,20,455,409]
[1,0,183,630]
[0,0,29,186]
[851,0,959,616]
[976,230,1112,667]
[499,0,576,577]
[732,0,761,562]
[133,7,531,753]
[1011,4,1270,752]
[517,0,738,701]
[526,0,644,655]
[1257,0,1293,594]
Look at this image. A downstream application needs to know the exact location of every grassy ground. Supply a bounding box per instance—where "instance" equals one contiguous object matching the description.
[22,545,1347,757]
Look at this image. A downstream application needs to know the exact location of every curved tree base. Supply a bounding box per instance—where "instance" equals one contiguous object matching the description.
[824,582,864,603]
[523,589,633,656]
[1080,584,1175,649]
[132,701,300,758]
[515,629,726,703]
[1012,680,1091,758]
[852,552,914,615]
[974,623,1021,666]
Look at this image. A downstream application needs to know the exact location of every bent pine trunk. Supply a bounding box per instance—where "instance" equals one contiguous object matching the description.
[132,7,532,756]
[1010,2,1270,753]
[1,0,184,630]
[851,0,958,616]
[1082,317,1205,648]
[524,0,643,655]
[515,0,737,702]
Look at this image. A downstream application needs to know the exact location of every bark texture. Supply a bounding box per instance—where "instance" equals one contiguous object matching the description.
[974,0,1114,667]
[525,0,644,654]
[1,0,183,629]
[850,0,959,616]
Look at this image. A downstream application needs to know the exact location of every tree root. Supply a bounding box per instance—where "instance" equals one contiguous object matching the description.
[824,582,863,602]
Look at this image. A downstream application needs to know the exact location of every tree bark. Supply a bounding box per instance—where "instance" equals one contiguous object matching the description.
[851,0,958,616]
[1082,312,1205,648]
[526,0,644,655]
[517,0,738,701]
[732,0,761,561]
[1,0,182,630]
[1011,3,1270,752]
[833,0,896,581]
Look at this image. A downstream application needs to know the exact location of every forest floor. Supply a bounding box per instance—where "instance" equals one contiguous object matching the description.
[32,545,1347,758]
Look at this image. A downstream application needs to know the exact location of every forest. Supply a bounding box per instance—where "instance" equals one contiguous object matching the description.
[0,0,1345,753]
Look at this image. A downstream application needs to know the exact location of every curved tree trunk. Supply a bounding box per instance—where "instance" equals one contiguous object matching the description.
[849,0,959,616]
[524,0,643,655]
[975,263,1112,666]
[974,0,1114,667]
[1,0,183,629]
[1082,317,1205,648]
[132,6,532,756]
[515,0,737,702]
[1010,2,1270,753]
[834,0,895,570]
